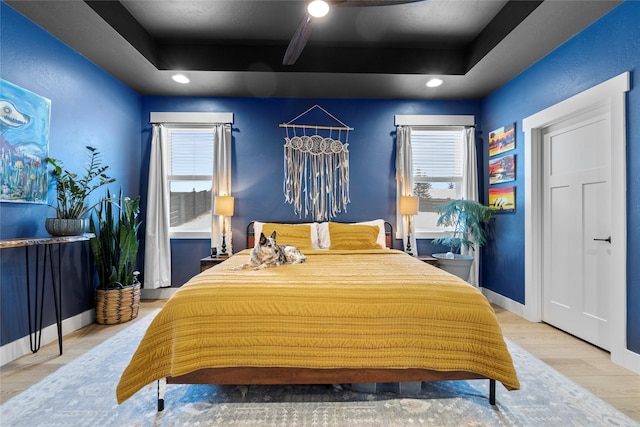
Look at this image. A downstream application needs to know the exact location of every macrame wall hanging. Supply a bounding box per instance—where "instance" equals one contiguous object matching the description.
[280,105,352,221]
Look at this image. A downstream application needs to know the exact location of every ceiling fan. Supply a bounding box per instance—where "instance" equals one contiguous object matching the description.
[283,0,425,65]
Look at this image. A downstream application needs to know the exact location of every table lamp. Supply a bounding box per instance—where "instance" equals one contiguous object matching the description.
[400,195,419,256]
[214,195,234,256]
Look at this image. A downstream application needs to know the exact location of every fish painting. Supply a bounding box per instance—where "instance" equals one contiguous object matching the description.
[0,79,51,203]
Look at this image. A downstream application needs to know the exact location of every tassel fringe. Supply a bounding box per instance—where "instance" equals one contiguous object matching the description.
[284,135,350,221]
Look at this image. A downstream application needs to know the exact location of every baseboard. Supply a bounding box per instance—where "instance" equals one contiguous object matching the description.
[481,287,526,318]
[141,287,177,299]
[1,308,95,366]
[612,345,640,375]
[2,288,173,365]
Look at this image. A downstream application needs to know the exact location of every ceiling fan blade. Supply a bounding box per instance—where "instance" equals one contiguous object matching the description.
[283,14,314,65]
[283,0,424,65]
[333,0,425,6]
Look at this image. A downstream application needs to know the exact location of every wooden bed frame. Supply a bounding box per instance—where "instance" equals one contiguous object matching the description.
[161,368,495,410]
[158,221,497,411]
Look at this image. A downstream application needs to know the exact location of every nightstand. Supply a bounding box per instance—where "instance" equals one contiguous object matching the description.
[416,255,439,266]
[200,256,228,272]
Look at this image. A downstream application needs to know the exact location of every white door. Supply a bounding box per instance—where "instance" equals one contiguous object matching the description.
[542,105,612,350]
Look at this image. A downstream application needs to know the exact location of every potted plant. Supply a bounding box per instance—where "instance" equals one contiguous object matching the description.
[431,198,494,281]
[90,189,142,325]
[46,146,115,236]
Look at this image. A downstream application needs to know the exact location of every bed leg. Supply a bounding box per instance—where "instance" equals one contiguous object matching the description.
[158,378,166,412]
[489,379,496,405]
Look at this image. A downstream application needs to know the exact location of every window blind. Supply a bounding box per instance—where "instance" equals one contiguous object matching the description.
[169,128,214,177]
[412,129,463,181]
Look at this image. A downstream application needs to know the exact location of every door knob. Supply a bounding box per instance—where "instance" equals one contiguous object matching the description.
[593,236,611,243]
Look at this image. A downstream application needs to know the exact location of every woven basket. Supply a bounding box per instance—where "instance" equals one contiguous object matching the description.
[95,283,141,325]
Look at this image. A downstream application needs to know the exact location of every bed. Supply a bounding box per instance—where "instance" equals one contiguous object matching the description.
[116,220,519,411]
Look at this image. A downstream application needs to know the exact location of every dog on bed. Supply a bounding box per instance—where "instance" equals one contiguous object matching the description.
[234,231,307,270]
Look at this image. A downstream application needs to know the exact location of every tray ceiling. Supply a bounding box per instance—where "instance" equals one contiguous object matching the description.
[6,0,621,99]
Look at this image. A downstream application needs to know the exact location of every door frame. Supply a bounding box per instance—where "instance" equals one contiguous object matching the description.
[522,72,638,374]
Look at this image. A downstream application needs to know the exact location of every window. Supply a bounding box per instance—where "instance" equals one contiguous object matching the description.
[167,126,215,238]
[411,128,465,237]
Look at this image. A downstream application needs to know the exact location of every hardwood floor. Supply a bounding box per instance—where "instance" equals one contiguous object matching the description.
[493,305,639,422]
[1,300,638,422]
[0,299,166,405]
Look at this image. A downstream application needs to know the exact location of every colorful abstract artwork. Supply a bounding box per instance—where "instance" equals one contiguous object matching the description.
[0,79,51,203]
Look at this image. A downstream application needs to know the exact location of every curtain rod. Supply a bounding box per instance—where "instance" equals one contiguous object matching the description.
[279,123,353,131]
[149,122,231,125]
[399,124,476,129]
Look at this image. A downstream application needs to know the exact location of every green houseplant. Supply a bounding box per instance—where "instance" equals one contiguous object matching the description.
[431,198,494,281]
[90,189,142,325]
[46,146,115,236]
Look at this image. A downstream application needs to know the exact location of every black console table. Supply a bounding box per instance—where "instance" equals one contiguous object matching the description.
[0,233,94,354]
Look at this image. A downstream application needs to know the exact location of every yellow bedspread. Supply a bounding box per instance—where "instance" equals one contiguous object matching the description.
[117,249,519,403]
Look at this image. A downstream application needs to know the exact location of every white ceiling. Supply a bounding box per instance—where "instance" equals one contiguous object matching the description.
[6,0,621,99]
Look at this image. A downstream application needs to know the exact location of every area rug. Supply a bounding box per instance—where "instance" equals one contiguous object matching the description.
[1,310,637,427]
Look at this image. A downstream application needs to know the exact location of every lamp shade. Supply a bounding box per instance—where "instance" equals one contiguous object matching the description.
[214,196,234,216]
[399,196,419,215]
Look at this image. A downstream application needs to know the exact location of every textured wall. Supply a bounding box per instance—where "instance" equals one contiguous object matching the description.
[481,1,640,352]
[0,3,141,346]
[140,97,483,287]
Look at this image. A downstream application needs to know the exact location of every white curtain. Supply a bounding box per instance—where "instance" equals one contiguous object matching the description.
[211,124,233,254]
[395,126,417,254]
[460,127,479,286]
[144,124,171,289]
[396,125,479,284]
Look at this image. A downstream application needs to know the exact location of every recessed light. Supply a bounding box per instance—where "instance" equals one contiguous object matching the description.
[308,0,330,18]
[426,78,443,88]
[171,74,190,84]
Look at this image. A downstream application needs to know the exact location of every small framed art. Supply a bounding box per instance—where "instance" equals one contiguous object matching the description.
[489,186,516,213]
[489,154,516,184]
[489,123,515,157]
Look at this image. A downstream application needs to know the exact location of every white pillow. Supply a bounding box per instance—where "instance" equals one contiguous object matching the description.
[317,219,387,249]
[253,221,321,249]
[317,222,330,249]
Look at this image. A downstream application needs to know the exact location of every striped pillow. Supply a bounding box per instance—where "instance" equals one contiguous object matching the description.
[261,223,314,250]
[328,222,382,250]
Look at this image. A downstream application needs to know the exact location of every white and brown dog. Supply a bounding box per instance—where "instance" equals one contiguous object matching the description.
[234,231,306,270]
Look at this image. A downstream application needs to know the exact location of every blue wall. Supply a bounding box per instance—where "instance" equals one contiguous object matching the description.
[0,4,142,346]
[141,97,482,287]
[480,1,640,353]
[2,0,638,358]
